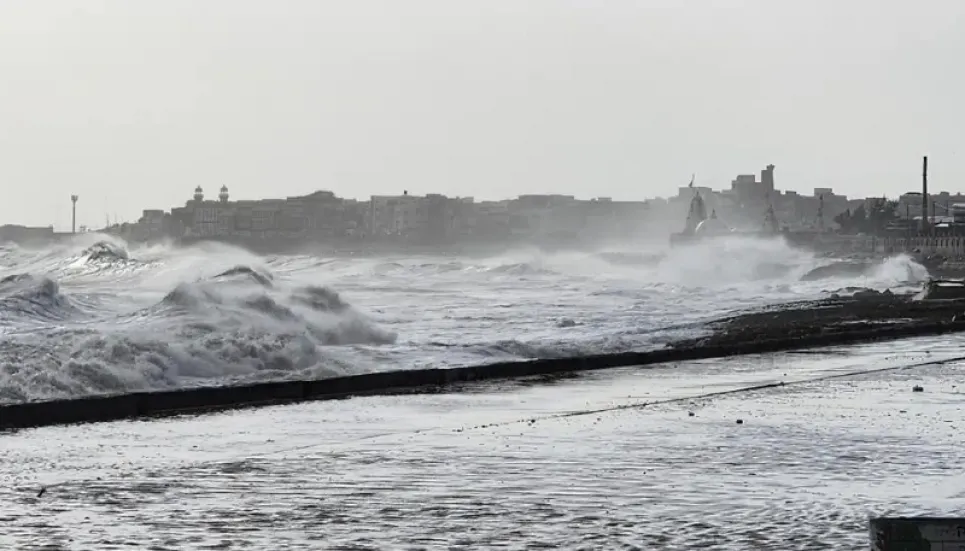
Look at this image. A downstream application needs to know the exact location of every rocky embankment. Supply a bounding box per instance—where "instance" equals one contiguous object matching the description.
[674,288,965,349]
[915,254,965,279]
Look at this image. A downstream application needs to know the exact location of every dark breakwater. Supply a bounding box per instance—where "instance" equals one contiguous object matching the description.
[674,292,965,348]
[4,299,965,431]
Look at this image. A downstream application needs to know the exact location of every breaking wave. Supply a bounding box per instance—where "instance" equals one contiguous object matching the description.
[0,233,931,404]
[799,254,928,286]
[0,274,79,322]
[82,240,130,263]
[158,276,395,346]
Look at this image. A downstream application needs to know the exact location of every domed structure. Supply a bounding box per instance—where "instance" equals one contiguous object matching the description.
[694,216,731,236]
[218,185,229,203]
[193,186,204,202]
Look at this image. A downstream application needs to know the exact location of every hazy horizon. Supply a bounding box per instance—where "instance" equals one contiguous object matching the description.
[1,0,963,230]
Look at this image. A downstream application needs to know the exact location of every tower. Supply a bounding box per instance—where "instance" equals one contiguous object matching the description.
[761,164,776,194]
[193,186,204,202]
[70,195,79,234]
[921,156,929,232]
[218,185,229,203]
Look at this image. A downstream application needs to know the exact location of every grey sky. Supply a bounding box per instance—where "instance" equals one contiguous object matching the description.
[0,0,962,229]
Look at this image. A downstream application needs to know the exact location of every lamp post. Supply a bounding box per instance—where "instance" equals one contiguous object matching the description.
[71,195,79,234]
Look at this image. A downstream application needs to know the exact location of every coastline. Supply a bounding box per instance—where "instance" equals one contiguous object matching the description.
[4,291,965,431]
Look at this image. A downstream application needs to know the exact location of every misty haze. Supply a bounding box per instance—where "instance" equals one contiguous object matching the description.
[2,2,965,550]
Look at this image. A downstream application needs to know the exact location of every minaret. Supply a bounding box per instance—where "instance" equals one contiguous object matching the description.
[193,186,204,202]
[218,185,229,203]
[70,195,79,234]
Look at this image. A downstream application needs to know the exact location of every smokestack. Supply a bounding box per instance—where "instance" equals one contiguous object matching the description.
[921,156,928,232]
[70,195,79,234]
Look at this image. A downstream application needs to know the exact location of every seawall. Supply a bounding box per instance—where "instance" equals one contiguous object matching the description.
[881,235,965,258]
[767,233,965,259]
[4,317,965,432]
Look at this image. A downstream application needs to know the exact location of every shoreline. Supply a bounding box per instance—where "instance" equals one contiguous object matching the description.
[3,233,965,431]
[3,292,965,431]
[670,291,964,349]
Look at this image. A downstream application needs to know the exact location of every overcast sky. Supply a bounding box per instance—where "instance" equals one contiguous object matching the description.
[0,0,962,229]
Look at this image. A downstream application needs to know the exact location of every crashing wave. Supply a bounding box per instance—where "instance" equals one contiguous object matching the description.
[82,241,130,262]
[156,279,396,346]
[8,233,936,405]
[161,282,222,309]
[290,285,350,313]
[800,261,874,282]
[800,255,928,286]
[0,274,77,320]
[213,265,274,287]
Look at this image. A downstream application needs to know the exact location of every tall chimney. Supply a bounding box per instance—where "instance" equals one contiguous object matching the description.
[70,195,79,234]
[921,156,928,232]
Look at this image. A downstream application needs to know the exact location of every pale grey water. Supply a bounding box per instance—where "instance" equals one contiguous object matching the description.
[2,337,964,549]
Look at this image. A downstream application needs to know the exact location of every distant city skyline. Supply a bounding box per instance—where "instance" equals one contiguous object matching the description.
[2,0,964,231]
[20,167,965,233]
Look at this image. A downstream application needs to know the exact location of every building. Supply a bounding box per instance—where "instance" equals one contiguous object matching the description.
[118,161,950,246]
[730,165,776,206]
[0,224,55,244]
[368,193,423,237]
[471,200,513,240]
[131,209,171,241]
[169,186,357,240]
[367,192,471,241]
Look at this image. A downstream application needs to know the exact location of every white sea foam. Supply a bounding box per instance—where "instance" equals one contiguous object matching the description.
[3,339,963,549]
[0,233,929,403]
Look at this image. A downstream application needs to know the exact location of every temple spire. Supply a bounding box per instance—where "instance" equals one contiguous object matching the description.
[685,190,707,234]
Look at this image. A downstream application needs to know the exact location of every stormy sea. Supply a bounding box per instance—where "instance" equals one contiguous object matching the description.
[3,233,960,550]
[0,232,929,404]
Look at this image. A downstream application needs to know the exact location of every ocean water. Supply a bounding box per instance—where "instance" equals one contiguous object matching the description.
[0,233,929,404]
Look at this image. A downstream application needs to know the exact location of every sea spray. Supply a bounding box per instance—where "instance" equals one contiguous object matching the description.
[0,233,930,404]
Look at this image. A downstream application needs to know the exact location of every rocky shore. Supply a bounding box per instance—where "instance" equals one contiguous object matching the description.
[917,255,965,279]
[673,288,965,349]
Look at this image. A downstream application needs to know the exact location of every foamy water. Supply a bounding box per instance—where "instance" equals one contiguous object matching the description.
[0,233,929,403]
[3,337,963,549]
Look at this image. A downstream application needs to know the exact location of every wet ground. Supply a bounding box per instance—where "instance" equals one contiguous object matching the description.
[2,336,965,550]
[674,293,965,349]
